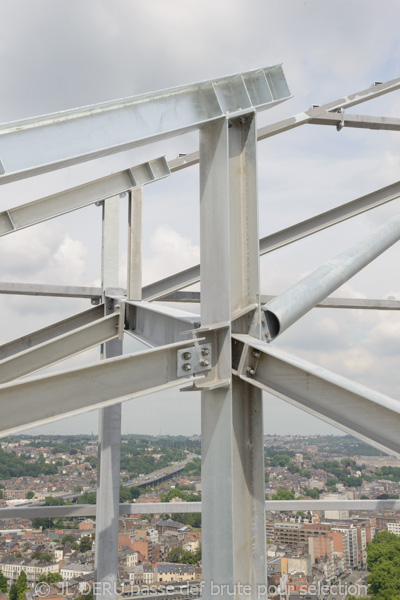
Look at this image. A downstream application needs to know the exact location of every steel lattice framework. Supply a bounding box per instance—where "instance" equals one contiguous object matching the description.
[1,66,400,600]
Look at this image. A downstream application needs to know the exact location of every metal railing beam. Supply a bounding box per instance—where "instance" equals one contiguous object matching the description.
[2,499,400,520]
[309,111,400,131]
[0,158,170,236]
[234,334,400,457]
[0,304,105,360]
[0,312,120,383]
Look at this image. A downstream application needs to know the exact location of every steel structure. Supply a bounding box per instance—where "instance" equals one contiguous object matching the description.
[1,66,400,600]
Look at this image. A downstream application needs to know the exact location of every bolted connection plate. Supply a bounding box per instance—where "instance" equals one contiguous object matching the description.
[177,343,212,378]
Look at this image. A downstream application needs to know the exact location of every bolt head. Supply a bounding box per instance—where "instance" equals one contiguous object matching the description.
[183,363,192,372]
[251,350,260,358]
[246,367,256,376]
[201,348,209,356]
[183,352,192,360]
[200,359,209,367]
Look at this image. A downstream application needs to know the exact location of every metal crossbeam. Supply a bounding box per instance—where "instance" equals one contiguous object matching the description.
[257,76,400,140]
[126,301,200,346]
[0,304,105,359]
[0,66,290,183]
[0,312,120,383]
[262,295,400,311]
[233,334,400,457]
[309,111,400,131]
[2,498,400,520]
[143,179,400,301]
[0,158,170,236]
[0,281,102,299]
[156,292,400,311]
[0,339,201,437]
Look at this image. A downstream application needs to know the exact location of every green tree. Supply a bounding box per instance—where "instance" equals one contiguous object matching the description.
[16,571,28,600]
[271,489,295,500]
[32,518,55,530]
[9,583,18,600]
[0,572,8,593]
[307,487,320,499]
[38,573,63,584]
[180,550,197,564]
[79,536,93,552]
[166,546,183,562]
[26,491,34,500]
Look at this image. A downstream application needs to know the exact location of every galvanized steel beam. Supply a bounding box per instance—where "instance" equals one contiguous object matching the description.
[0,66,290,184]
[0,312,120,383]
[234,334,400,457]
[95,197,122,600]
[263,213,400,340]
[257,77,400,140]
[156,292,400,311]
[0,281,103,299]
[0,338,200,437]
[0,304,105,360]
[2,498,400,520]
[309,111,400,131]
[126,301,200,347]
[0,158,169,236]
[261,295,400,311]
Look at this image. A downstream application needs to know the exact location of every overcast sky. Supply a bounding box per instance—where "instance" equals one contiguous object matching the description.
[1,0,400,440]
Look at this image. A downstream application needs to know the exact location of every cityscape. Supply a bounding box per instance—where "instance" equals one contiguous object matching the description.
[0,434,399,599]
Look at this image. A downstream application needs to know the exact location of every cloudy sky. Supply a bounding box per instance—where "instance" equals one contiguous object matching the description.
[1,0,400,439]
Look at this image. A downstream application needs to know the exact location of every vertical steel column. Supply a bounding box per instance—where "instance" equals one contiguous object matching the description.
[127,188,143,301]
[200,118,234,598]
[229,114,267,595]
[95,196,122,600]
[200,114,267,600]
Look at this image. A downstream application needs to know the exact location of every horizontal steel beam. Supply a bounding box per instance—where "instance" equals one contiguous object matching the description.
[0,304,105,360]
[0,312,120,383]
[0,66,290,184]
[262,213,400,340]
[310,111,400,131]
[143,179,400,301]
[262,295,400,310]
[126,301,200,346]
[157,292,400,311]
[0,158,170,236]
[0,339,199,436]
[0,281,103,299]
[257,77,400,140]
[233,334,400,457]
[1,499,399,520]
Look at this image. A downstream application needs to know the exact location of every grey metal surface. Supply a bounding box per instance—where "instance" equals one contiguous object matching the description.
[234,334,400,457]
[0,281,103,299]
[127,188,143,301]
[263,213,400,340]
[0,157,169,236]
[156,292,400,311]
[261,295,400,310]
[0,312,119,383]
[126,300,200,346]
[176,343,212,377]
[257,76,400,140]
[96,197,123,600]
[309,111,400,131]
[0,339,199,436]
[3,498,400,520]
[199,119,235,600]
[0,304,105,359]
[0,66,290,184]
